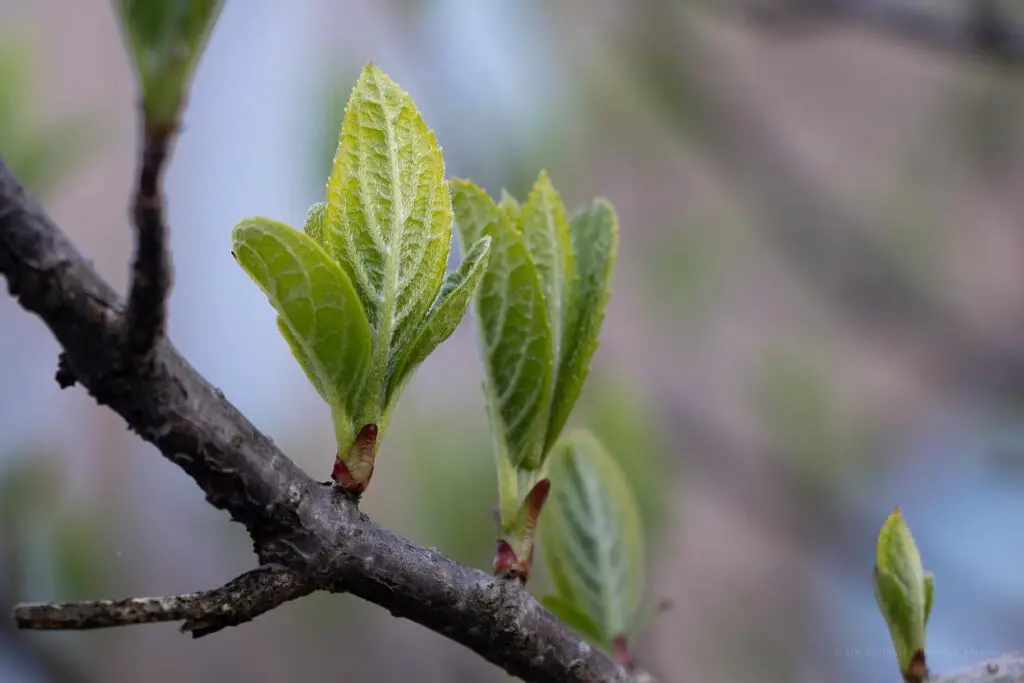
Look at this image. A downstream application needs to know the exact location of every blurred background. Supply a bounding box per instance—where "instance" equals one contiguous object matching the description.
[2,1,1024,682]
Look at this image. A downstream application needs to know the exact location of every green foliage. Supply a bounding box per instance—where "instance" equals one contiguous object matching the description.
[0,38,97,196]
[112,0,224,126]
[232,63,489,490]
[547,200,618,452]
[538,429,645,651]
[451,175,618,552]
[325,63,453,398]
[451,179,554,473]
[232,217,372,453]
[873,507,932,683]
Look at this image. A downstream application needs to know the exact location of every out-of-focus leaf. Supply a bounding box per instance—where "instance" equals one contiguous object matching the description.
[539,428,645,645]
[113,0,224,126]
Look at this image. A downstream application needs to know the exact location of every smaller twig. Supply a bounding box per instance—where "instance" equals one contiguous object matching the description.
[122,118,176,366]
[11,564,314,639]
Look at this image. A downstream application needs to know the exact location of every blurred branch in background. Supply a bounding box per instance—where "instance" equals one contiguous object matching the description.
[624,0,1024,404]
[737,0,1024,65]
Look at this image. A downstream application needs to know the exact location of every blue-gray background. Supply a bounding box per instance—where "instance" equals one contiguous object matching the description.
[2,1,1024,682]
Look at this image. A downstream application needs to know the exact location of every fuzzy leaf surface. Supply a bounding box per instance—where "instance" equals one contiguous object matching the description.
[325,62,451,378]
[539,429,644,642]
[452,179,553,470]
[232,217,372,427]
[544,199,618,452]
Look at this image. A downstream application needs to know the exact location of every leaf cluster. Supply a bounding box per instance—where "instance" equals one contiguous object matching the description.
[231,60,645,661]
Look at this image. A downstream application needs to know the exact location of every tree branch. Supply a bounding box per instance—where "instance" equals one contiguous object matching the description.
[0,155,647,683]
[12,565,313,638]
[746,0,1024,65]
[123,120,175,366]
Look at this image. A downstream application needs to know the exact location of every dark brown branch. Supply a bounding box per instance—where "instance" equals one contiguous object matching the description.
[746,0,1024,65]
[0,155,648,683]
[12,565,313,638]
[123,121,175,366]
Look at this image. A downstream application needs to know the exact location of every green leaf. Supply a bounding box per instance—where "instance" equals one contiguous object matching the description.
[544,200,618,452]
[113,0,224,126]
[541,594,605,646]
[232,217,372,447]
[539,428,645,643]
[499,189,521,223]
[386,235,491,404]
[923,572,934,626]
[873,507,929,679]
[325,62,452,385]
[452,179,554,470]
[304,201,327,248]
[520,171,574,407]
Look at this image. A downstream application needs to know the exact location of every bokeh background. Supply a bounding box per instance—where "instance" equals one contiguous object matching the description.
[3,1,1024,682]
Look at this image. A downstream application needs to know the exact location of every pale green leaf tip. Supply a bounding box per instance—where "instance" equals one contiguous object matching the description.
[499,188,519,206]
[874,506,930,680]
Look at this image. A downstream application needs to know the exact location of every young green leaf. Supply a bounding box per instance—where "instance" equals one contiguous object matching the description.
[923,572,934,626]
[539,428,644,645]
[113,0,224,127]
[520,171,575,403]
[386,235,492,404]
[451,179,554,470]
[873,507,930,683]
[303,201,327,247]
[325,62,452,378]
[544,200,619,453]
[232,217,372,449]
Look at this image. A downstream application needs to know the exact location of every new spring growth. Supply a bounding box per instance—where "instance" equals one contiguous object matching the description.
[231,63,491,495]
[874,507,934,683]
[113,0,225,129]
[538,429,645,656]
[451,178,619,580]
